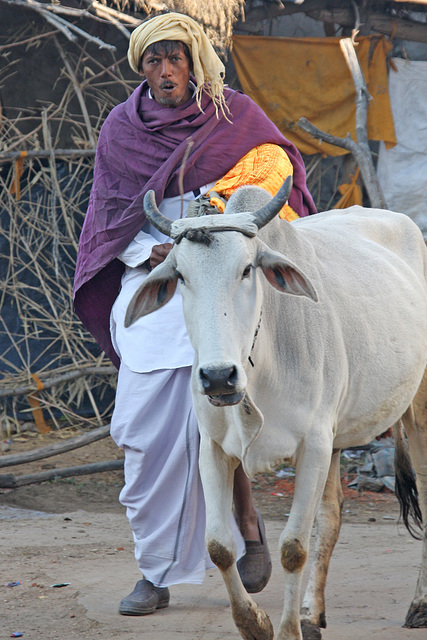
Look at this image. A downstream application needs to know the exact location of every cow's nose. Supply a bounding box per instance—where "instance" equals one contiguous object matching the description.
[199,366,238,394]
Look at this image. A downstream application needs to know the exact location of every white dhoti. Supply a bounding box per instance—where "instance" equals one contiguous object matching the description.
[110,365,212,587]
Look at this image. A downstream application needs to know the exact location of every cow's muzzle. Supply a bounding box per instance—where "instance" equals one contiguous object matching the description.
[207,391,244,407]
[199,366,244,406]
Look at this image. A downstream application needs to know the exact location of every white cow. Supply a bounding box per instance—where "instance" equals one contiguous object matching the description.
[125,177,427,640]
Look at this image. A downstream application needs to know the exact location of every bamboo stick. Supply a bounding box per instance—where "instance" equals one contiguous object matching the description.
[0,0,117,50]
[0,29,60,50]
[0,424,111,468]
[0,459,124,487]
[89,0,141,26]
[0,366,116,399]
[0,149,96,163]
[55,38,97,148]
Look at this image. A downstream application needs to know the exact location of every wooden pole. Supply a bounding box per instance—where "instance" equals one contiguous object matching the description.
[340,38,387,208]
[55,38,97,148]
[0,424,111,469]
[0,149,95,163]
[297,36,388,209]
[0,458,123,488]
[0,366,116,399]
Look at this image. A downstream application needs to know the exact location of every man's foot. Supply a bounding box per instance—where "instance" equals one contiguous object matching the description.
[119,579,170,615]
[237,509,272,594]
[237,510,261,541]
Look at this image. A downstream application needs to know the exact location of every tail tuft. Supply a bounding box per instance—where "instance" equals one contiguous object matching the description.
[394,418,423,540]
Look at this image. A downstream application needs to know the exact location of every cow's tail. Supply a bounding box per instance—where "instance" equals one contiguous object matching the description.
[393,413,423,540]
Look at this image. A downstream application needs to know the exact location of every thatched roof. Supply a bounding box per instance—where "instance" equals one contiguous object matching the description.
[0,0,245,54]
[105,0,246,51]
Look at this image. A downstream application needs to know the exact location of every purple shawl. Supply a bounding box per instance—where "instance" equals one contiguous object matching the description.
[73,82,316,368]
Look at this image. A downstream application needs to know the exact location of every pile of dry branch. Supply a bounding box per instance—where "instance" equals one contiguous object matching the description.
[0,0,250,437]
[0,28,138,436]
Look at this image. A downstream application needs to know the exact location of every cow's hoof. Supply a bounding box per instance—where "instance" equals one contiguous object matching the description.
[234,601,274,640]
[404,598,427,627]
[301,620,322,640]
[300,607,326,629]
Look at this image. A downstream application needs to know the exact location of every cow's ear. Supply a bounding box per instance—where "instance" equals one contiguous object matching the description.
[257,250,318,302]
[124,258,178,326]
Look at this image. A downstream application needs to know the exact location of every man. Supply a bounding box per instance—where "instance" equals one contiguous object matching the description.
[73,12,316,616]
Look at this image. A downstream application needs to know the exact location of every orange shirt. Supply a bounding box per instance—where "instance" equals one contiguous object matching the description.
[207,143,299,221]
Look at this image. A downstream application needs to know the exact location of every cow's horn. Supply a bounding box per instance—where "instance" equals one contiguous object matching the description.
[144,190,173,236]
[253,175,293,229]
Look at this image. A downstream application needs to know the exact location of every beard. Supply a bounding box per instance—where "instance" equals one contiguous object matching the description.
[157,94,184,107]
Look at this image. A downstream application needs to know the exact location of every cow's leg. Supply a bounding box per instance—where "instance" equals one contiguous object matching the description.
[300,449,344,631]
[276,438,332,640]
[199,435,274,640]
[401,372,427,628]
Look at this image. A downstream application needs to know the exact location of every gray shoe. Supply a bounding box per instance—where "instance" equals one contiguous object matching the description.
[119,579,170,616]
[237,509,272,594]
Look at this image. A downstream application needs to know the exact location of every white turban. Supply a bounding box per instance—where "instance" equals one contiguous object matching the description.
[128,13,227,116]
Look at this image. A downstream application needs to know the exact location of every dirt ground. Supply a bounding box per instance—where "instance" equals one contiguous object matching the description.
[0,430,425,640]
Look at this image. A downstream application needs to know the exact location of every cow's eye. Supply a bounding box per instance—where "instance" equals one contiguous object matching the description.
[175,270,185,284]
[242,265,251,279]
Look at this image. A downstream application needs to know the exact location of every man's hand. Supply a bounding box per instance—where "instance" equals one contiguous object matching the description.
[150,243,173,269]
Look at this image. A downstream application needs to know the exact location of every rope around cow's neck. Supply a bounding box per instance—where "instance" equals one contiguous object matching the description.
[248,308,262,368]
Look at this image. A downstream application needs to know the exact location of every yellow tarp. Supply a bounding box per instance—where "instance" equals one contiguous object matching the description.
[232,35,396,156]
[333,167,363,208]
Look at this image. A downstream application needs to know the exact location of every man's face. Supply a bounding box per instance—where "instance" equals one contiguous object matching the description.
[141,42,192,108]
